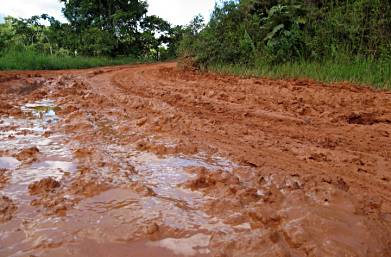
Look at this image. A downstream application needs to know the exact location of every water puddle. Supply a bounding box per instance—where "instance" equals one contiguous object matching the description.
[130,151,234,197]
[0,99,240,257]
[21,99,60,120]
[148,234,211,256]
[0,157,20,169]
[0,98,74,196]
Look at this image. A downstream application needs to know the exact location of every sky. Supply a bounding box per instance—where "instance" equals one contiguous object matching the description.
[0,0,216,25]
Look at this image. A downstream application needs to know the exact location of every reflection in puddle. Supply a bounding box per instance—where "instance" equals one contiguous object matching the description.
[106,144,237,204]
[22,99,60,121]
[0,99,75,197]
[31,160,76,171]
[0,157,20,169]
[149,234,211,256]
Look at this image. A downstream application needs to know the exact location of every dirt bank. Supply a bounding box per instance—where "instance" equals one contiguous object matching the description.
[0,63,390,257]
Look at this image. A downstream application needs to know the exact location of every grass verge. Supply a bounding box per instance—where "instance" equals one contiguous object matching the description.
[209,58,391,90]
[0,49,145,70]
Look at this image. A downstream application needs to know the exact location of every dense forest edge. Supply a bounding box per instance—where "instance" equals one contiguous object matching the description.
[178,0,391,89]
[0,0,390,89]
[0,0,182,70]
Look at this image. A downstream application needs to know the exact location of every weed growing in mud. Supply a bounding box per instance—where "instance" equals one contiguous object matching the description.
[210,58,391,90]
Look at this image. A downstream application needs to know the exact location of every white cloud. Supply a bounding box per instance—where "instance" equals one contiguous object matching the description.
[0,0,66,22]
[0,0,216,25]
[147,0,216,25]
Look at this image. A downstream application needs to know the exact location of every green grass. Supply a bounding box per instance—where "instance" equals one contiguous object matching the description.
[0,49,144,70]
[209,58,391,90]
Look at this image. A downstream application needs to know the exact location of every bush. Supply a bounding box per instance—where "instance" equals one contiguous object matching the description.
[180,0,391,66]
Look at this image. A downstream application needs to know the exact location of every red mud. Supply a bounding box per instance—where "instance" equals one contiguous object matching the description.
[28,177,60,195]
[0,195,17,223]
[15,146,40,163]
[0,62,391,256]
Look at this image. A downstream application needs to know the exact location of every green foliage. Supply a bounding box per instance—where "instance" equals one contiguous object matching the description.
[261,3,306,63]
[59,0,171,57]
[210,58,391,90]
[178,5,259,66]
[0,48,143,70]
[0,0,180,65]
[180,0,391,65]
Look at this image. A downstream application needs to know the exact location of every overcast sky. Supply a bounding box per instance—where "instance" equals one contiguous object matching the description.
[0,0,216,25]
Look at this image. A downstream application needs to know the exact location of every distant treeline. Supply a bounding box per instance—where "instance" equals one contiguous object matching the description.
[1,0,390,74]
[0,0,184,60]
[178,0,391,66]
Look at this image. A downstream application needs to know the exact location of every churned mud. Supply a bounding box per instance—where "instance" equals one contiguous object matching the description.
[0,63,391,257]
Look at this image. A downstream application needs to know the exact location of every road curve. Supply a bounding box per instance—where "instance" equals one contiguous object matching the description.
[0,62,391,256]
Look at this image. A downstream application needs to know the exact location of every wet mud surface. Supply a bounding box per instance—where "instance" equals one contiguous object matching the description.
[0,63,391,256]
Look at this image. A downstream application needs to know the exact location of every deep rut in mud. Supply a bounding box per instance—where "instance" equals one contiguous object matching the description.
[0,63,391,257]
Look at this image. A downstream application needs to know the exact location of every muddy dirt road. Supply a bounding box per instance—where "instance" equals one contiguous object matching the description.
[1,62,391,257]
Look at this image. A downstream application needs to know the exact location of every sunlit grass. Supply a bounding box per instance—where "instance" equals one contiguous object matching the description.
[209,58,391,90]
[0,49,144,70]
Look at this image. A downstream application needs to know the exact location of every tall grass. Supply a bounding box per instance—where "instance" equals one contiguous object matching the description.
[0,49,143,70]
[209,57,391,90]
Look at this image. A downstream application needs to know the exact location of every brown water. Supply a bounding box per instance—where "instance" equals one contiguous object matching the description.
[0,99,238,257]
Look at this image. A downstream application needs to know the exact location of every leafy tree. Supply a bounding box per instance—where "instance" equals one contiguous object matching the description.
[59,0,171,57]
[179,0,391,66]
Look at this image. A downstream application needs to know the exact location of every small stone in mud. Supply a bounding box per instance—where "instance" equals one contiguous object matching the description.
[145,222,159,235]
[28,177,60,195]
[15,147,40,163]
[0,195,17,223]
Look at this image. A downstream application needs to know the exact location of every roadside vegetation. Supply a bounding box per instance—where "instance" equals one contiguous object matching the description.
[0,0,183,70]
[0,0,390,89]
[0,49,143,70]
[178,0,391,89]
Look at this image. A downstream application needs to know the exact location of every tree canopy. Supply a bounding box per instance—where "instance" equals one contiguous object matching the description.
[0,0,184,59]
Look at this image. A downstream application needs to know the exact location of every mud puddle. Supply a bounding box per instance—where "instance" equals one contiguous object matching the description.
[46,144,239,257]
[0,99,74,194]
[0,99,77,256]
[2,63,391,256]
[0,99,240,256]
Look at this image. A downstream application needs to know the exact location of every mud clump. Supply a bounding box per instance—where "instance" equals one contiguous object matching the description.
[185,167,240,191]
[185,169,391,257]
[177,56,200,71]
[0,168,10,189]
[70,179,109,197]
[144,222,160,235]
[31,196,71,216]
[344,112,390,125]
[15,146,40,163]
[0,195,17,223]
[136,140,198,156]
[28,177,60,195]
[0,102,22,116]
